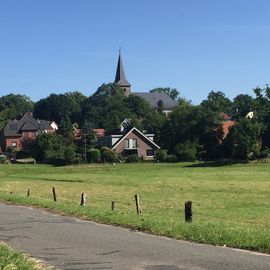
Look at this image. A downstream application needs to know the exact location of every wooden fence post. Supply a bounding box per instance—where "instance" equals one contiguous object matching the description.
[80,192,87,206]
[27,189,30,197]
[135,194,142,215]
[52,187,57,202]
[111,201,115,211]
[185,201,192,222]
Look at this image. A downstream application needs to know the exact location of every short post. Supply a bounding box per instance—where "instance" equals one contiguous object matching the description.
[185,201,192,222]
[111,201,115,211]
[135,194,142,215]
[80,192,87,206]
[52,187,57,202]
[27,189,30,197]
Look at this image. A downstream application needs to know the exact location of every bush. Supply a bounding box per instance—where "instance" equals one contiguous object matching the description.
[0,155,7,164]
[165,154,178,163]
[126,154,140,163]
[156,149,167,162]
[174,141,197,162]
[86,148,101,163]
[101,147,116,163]
[256,149,270,159]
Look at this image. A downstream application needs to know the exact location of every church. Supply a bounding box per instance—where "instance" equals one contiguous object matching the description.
[114,53,178,115]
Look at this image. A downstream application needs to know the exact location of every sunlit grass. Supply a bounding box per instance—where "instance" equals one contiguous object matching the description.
[0,162,270,253]
[0,242,52,270]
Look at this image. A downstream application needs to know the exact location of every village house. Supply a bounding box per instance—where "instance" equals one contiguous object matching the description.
[98,121,160,160]
[0,112,58,152]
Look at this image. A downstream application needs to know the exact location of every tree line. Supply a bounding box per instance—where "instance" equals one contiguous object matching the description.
[1,83,270,163]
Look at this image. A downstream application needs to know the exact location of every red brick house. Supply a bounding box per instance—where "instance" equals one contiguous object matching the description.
[98,126,160,160]
[0,113,58,152]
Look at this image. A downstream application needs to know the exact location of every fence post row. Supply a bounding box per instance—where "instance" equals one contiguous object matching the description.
[185,201,192,222]
[80,192,87,206]
[52,187,57,202]
[135,194,142,215]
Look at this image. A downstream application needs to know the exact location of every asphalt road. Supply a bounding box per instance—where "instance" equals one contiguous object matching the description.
[0,203,269,270]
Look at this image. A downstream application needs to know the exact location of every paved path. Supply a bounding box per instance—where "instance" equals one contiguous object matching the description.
[0,203,269,270]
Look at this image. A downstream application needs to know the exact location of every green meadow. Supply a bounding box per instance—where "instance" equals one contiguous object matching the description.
[0,162,270,253]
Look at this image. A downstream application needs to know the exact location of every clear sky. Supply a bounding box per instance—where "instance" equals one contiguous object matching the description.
[1,0,270,104]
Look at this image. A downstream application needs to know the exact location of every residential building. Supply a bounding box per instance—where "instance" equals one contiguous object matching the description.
[98,126,160,160]
[0,112,58,152]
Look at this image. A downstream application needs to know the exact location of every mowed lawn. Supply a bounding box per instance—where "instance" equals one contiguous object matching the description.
[0,162,270,253]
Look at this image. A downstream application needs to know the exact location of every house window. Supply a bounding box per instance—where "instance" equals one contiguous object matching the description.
[11,142,17,147]
[125,139,129,149]
[132,138,137,148]
[146,149,154,157]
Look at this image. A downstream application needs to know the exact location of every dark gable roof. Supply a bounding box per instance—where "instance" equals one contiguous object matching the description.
[3,113,52,137]
[132,92,178,110]
[112,127,160,150]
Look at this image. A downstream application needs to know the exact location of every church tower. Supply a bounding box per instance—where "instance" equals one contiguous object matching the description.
[114,52,131,96]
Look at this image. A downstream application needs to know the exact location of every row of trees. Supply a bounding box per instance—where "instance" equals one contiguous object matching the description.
[1,84,270,163]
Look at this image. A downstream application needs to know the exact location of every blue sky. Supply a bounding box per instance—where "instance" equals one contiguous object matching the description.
[1,0,270,104]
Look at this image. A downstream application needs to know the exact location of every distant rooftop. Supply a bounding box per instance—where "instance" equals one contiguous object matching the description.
[132,92,178,110]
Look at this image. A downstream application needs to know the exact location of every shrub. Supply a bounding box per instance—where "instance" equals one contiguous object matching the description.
[101,147,116,163]
[165,154,178,163]
[156,149,167,162]
[174,141,197,161]
[126,154,140,163]
[0,155,7,164]
[86,148,101,163]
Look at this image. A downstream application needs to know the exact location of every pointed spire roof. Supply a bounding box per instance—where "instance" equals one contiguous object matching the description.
[114,52,131,87]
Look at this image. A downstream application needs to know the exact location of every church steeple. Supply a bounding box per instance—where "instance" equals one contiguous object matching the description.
[114,51,131,96]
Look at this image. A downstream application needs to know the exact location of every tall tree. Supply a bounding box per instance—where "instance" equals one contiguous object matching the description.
[232,94,254,119]
[34,92,86,125]
[0,94,34,129]
[201,91,232,113]
[82,84,133,132]
[223,118,262,159]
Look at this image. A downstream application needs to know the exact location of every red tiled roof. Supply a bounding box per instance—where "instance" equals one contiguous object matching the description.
[222,120,236,138]
[94,129,105,137]
[73,128,105,140]
[221,112,231,121]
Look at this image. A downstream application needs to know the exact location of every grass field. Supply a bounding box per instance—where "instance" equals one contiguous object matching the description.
[0,162,270,253]
[0,242,50,270]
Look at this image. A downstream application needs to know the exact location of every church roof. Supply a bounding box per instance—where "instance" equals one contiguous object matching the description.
[114,52,131,87]
[132,92,178,110]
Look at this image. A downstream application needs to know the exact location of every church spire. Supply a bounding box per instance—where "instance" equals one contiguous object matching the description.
[114,51,131,96]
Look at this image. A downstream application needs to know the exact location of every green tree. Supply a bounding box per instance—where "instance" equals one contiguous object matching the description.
[34,92,86,125]
[201,91,232,113]
[82,120,97,149]
[232,94,254,119]
[160,103,221,159]
[32,133,75,164]
[223,118,262,160]
[0,94,34,129]
[82,84,133,132]
[252,85,270,148]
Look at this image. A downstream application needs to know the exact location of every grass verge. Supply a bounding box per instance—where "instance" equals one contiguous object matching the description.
[0,242,52,270]
[0,162,270,253]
